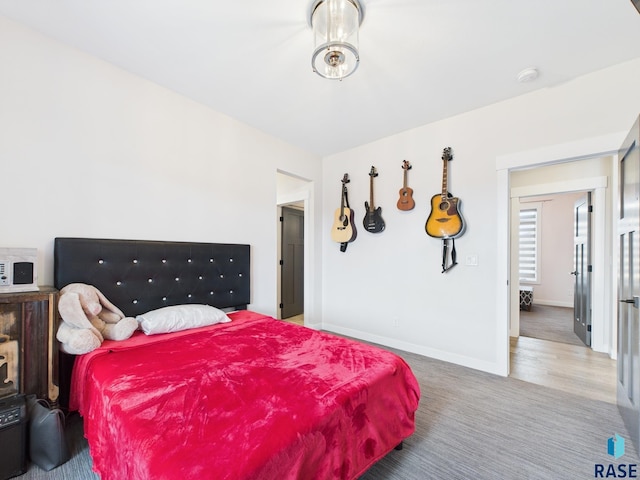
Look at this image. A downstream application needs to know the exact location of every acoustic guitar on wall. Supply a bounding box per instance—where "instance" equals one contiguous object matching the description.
[363,166,385,233]
[397,160,415,211]
[425,147,465,238]
[331,173,357,243]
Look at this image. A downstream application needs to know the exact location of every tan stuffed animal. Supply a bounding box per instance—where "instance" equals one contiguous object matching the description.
[56,283,138,354]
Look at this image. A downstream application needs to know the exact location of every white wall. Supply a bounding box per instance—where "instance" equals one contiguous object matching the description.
[0,16,323,319]
[322,58,640,375]
[4,14,640,377]
[537,192,584,307]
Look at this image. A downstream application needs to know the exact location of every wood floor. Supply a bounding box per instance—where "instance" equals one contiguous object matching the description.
[284,313,617,404]
[283,314,304,325]
[510,335,617,404]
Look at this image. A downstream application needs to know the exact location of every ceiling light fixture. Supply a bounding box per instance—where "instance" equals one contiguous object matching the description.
[310,0,363,80]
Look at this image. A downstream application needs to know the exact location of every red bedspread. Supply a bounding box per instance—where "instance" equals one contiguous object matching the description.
[71,311,420,480]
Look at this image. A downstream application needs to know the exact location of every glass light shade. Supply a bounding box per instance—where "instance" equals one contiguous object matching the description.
[311,0,362,80]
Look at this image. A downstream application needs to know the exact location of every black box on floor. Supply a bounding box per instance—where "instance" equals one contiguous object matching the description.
[0,394,27,479]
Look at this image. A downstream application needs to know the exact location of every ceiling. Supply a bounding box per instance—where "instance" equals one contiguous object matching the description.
[1,0,640,156]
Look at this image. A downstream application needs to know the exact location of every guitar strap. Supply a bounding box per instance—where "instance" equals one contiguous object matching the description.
[340,188,351,253]
[441,238,458,273]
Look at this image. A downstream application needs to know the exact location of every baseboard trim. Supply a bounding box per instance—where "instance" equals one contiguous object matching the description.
[533,299,573,308]
[322,323,506,377]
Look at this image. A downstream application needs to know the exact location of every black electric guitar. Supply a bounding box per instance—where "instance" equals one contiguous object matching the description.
[397,160,415,211]
[331,173,357,243]
[363,166,385,233]
[425,147,465,238]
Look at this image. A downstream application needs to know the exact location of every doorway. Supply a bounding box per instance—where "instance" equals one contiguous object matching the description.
[497,134,628,404]
[276,170,313,326]
[280,206,304,319]
[516,191,590,347]
[508,163,610,351]
[496,133,622,377]
[507,169,617,403]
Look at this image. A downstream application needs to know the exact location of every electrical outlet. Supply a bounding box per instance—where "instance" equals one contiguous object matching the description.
[465,254,479,266]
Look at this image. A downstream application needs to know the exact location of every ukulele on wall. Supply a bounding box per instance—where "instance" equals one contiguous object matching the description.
[363,166,385,233]
[425,147,465,239]
[331,173,357,244]
[397,160,415,211]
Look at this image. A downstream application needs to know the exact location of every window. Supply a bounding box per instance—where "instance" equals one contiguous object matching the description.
[519,204,541,283]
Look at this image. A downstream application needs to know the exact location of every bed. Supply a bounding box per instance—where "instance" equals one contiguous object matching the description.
[54,237,420,480]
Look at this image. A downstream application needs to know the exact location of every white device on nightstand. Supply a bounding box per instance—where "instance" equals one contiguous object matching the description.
[0,248,38,293]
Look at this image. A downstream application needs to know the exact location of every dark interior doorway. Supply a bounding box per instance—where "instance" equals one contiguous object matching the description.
[280,206,304,318]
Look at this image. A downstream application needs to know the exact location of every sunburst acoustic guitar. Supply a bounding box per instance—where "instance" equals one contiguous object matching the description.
[331,173,357,243]
[425,147,465,239]
[397,160,415,211]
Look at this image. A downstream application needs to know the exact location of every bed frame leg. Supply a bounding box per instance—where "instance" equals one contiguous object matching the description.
[394,441,403,451]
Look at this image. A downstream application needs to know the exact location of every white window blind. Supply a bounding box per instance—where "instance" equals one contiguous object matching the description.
[519,206,539,283]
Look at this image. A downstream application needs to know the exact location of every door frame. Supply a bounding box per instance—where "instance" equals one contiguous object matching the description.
[496,132,624,376]
[276,173,315,327]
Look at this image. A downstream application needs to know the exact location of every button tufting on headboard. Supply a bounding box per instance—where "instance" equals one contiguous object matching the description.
[54,238,251,317]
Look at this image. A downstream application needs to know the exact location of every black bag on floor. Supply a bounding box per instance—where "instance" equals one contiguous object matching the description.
[26,395,70,471]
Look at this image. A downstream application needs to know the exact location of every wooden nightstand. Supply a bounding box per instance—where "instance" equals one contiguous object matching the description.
[0,287,59,403]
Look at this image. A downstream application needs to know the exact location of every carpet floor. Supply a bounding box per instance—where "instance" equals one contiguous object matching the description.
[16,348,637,480]
[519,304,585,347]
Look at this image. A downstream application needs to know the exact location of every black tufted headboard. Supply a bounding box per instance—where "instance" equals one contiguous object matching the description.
[53,237,251,409]
[54,237,251,316]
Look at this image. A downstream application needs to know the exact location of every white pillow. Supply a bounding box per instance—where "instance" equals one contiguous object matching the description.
[136,304,231,335]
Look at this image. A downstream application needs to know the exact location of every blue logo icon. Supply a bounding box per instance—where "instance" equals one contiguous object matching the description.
[608,433,625,459]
